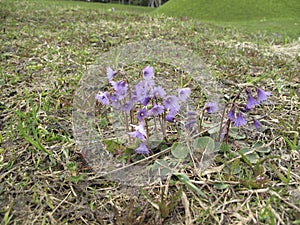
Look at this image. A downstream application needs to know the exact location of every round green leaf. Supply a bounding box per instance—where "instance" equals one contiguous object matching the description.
[239,147,259,164]
[253,141,271,153]
[171,142,189,159]
[193,136,215,153]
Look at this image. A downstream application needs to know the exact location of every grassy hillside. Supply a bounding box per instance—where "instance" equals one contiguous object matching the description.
[154,0,300,38]
[48,0,155,13]
[1,0,299,224]
[155,0,300,21]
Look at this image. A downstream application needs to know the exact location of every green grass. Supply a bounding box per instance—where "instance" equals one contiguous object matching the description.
[47,0,155,13]
[153,0,300,38]
[0,0,299,224]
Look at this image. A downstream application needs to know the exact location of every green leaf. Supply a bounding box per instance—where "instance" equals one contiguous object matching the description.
[220,142,231,152]
[253,141,271,153]
[231,158,242,174]
[229,127,246,140]
[175,173,207,198]
[100,117,108,127]
[66,162,77,171]
[269,162,289,183]
[171,142,189,159]
[168,188,182,214]
[17,119,51,155]
[207,125,220,135]
[70,174,84,184]
[292,219,300,224]
[239,147,259,164]
[193,136,215,152]
[283,135,298,151]
[103,139,124,153]
[150,159,173,176]
[214,182,228,190]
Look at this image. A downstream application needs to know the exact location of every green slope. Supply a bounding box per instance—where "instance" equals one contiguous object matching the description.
[155,0,300,22]
[154,0,300,38]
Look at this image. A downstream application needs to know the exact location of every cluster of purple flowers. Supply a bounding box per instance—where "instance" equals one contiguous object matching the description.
[227,87,271,129]
[96,66,192,155]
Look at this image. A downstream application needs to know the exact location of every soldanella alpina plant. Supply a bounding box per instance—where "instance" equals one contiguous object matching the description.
[96,65,271,164]
[220,85,271,142]
[96,66,198,156]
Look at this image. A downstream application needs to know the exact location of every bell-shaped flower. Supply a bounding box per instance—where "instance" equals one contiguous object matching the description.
[164,95,180,112]
[246,90,258,109]
[257,88,271,104]
[110,93,121,109]
[142,65,154,80]
[137,109,148,122]
[106,67,117,82]
[205,102,218,114]
[253,119,261,129]
[135,142,150,155]
[151,104,164,116]
[178,88,191,102]
[227,107,236,121]
[96,92,110,105]
[120,101,133,113]
[150,86,166,98]
[234,112,246,127]
[129,123,147,141]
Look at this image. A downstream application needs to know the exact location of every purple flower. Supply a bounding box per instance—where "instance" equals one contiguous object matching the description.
[150,86,166,98]
[107,67,117,82]
[112,80,128,100]
[227,107,235,121]
[165,115,176,122]
[129,123,147,141]
[234,112,246,127]
[137,109,148,121]
[257,88,271,104]
[185,119,197,129]
[241,104,251,113]
[185,111,197,129]
[130,91,138,104]
[96,92,110,105]
[246,91,258,109]
[110,93,121,109]
[178,88,191,101]
[140,97,151,106]
[253,119,261,129]
[142,65,154,80]
[205,102,218,114]
[164,95,180,112]
[111,80,126,91]
[135,80,151,101]
[135,142,150,155]
[151,104,164,116]
[120,101,133,113]
[165,110,176,122]
[143,79,155,90]
[188,111,196,116]
[128,130,146,141]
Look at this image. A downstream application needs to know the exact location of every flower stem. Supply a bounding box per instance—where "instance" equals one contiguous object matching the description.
[124,112,131,143]
[198,108,205,133]
[160,113,168,143]
[145,118,149,140]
